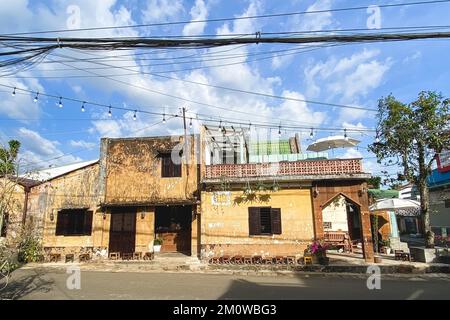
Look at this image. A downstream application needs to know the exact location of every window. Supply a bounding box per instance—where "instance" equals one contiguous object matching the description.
[55,209,93,236]
[1,212,9,237]
[323,221,332,230]
[160,152,182,178]
[248,207,282,235]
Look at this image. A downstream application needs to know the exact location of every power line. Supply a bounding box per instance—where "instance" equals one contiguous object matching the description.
[2,0,449,36]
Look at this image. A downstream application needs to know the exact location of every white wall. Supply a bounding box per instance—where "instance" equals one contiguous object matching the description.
[322,195,349,232]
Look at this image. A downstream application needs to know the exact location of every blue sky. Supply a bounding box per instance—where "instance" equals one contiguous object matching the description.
[0,0,449,176]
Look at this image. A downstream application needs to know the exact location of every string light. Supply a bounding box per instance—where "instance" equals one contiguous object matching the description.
[33,92,39,102]
[81,101,85,112]
[189,118,192,129]
[310,128,314,139]
[219,120,222,129]
[12,87,16,96]
[163,113,166,123]
[278,125,282,137]
[344,129,348,141]
[133,110,137,120]
[108,105,112,117]
[58,97,63,108]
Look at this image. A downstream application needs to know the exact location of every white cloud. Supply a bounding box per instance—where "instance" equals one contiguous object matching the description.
[182,0,208,36]
[15,128,82,170]
[340,147,363,159]
[142,0,184,23]
[403,51,422,64]
[69,139,96,148]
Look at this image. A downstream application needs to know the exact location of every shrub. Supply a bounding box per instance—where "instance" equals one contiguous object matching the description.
[17,235,42,263]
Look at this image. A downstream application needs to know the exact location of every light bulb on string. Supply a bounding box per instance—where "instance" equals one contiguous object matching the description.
[108,105,112,117]
[189,118,192,129]
[33,92,39,102]
[81,102,85,112]
[344,129,348,141]
[163,113,166,124]
[58,97,63,108]
[310,128,314,139]
[133,110,137,121]
[12,87,16,97]
[278,126,282,137]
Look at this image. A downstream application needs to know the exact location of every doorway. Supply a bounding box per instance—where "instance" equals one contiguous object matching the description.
[346,202,362,241]
[109,207,136,254]
[155,205,192,254]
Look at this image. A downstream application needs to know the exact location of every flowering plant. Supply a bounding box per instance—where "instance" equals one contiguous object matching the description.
[305,241,328,255]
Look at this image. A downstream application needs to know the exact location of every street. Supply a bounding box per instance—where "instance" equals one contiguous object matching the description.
[1,267,449,300]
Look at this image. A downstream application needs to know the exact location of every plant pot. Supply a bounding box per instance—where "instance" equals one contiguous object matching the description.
[374,256,382,263]
[385,247,392,255]
[153,245,161,253]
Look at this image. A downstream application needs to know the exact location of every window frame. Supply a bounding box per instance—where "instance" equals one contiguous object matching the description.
[160,152,182,178]
[55,209,93,236]
[248,207,282,236]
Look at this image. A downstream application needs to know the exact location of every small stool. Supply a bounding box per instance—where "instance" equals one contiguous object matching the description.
[286,256,296,265]
[303,256,313,265]
[209,257,221,264]
[122,253,133,260]
[49,253,61,263]
[143,252,154,260]
[244,256,252,264]
[221,255,231,264]
[133,252,142,260]
[262,256,274,264]
[275,256,285,264]
[79,253,90,262]
[109,252,120,260]
[394,250,404,261]
[233,255,244,264]
[65,254,74,263]
[252,255,262,264]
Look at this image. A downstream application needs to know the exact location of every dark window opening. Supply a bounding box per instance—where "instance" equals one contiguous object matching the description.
[248,207,282,236]
[160,152,182,178]
[1,212,9,237]
[55,209,93,236]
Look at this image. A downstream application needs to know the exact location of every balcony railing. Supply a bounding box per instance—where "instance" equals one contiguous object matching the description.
[205,159,363,179]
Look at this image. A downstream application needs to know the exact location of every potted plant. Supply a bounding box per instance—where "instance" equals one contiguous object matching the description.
[381,239,391,255]
[304,241,329,265]
[153,238,163,253]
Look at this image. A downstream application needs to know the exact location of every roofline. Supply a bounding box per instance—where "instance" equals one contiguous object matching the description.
[102,134,198,142]
[29,160,99,185]
[203,173,371,184]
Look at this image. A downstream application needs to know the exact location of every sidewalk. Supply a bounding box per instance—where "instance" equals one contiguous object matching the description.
[19,251,450,276]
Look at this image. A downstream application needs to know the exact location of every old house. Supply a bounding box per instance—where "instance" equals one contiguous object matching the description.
[29,128,374,262]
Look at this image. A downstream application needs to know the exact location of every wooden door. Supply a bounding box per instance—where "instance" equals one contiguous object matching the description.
[109,211,136,254]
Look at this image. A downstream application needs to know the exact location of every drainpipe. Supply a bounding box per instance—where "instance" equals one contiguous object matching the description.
[22,186,30,225]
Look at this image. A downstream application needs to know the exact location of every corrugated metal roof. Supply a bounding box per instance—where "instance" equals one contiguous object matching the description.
[20,159,98,182]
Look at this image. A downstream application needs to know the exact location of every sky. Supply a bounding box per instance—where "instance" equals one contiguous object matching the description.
[0,0,449,177]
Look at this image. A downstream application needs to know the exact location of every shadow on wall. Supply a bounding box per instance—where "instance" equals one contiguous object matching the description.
[0,268,54,300]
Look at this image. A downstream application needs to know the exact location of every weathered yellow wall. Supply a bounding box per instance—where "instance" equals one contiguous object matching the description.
[0,178,25,244]
[200,188,315,258]
[27,163,101,252]
[103,136,199,204]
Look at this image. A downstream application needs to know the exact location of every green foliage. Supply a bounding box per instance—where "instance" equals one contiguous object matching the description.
[153,238,163,246]
[367,176,382,189]
[17,235,42,263]
[0,140,21,175]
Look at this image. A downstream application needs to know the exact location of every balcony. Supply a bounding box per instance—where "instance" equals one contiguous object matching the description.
[205,158,366,180]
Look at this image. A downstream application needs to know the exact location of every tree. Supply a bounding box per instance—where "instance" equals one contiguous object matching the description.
[367,176,382,189]
[0,140,21,241]
[0,140,21,175]
[369,91,450,248]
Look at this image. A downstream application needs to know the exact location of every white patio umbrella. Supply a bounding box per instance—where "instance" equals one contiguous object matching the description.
[306,135,361,152]
[369,198,420,211]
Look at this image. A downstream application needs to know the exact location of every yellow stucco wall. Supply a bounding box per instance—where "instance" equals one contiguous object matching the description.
[200,188,315,258]
[0,178,25,244]
[103,136,199,204]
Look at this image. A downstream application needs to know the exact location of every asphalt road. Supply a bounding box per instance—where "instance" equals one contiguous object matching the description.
[1,267,449,300]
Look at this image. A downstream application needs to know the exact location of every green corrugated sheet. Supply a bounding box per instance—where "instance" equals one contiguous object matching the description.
[249,140,292,155]
[368,189,399,199]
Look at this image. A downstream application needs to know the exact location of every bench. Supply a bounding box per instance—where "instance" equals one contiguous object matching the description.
[324,231,352,253]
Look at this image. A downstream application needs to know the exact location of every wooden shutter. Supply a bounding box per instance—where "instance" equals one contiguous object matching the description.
[83,211,93,235]
[248,207,261,235]
[271,208,282,235]
[55,211,68,235]
[161,154,171,177]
